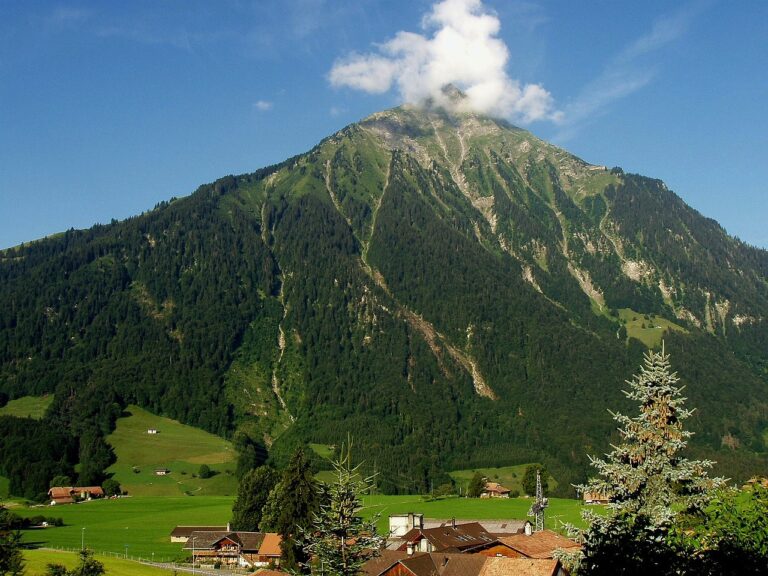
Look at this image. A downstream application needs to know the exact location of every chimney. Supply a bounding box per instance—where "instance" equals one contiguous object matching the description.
[406,542,414,556]
[524,521,533,536]
[226,522,231,532]
[451,517,456,529]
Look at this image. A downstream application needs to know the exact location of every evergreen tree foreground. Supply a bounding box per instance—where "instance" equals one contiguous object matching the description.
[298,443,383,575]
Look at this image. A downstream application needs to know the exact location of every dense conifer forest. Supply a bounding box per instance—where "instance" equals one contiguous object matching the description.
[1,106,766,498]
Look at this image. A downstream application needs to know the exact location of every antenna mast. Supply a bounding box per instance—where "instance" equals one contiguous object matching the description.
[527,469,548,532]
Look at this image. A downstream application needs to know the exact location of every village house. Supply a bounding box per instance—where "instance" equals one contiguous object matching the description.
[363,551,568,576]
[581,491,610,505]
[154,468,171,476]
[481,482,511,499]
[47,486,104,505]
[499,529,581,560]
[184,530,282,568]
[396,521,518,556]
[169,525,229,543]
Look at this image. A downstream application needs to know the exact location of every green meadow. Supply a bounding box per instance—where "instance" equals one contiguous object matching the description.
[13,494,587,560]
[23,549,174,576]
[0,395,53,419]
[106,406,238,497]
[618,308,686,348]
[448,464,559,496]
[16,496,233,560]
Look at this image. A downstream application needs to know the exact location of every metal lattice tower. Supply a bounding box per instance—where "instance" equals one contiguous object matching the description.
[527,469,549,532]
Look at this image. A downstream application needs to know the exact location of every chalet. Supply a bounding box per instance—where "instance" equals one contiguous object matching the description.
[397,522,511,555]
[170,525,229,543]
[47,486,104,505]
[184,531,282,568]
[499,530,581,560]
[363,551,568,576]
[154,468,171,476]
[481,482,511,499]
[581,491,610,505]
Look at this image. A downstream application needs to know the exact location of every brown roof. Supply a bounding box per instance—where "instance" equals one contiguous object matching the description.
[400,522,497,552]
[75,486,104,496]
[362,550,410,576]
[49,487,73,499]
[170,526,229,538]
[257,533,282,557]
[480,558,562,576]
[484,482,510,494]
[500,530,580,559]
[184,531,265,551]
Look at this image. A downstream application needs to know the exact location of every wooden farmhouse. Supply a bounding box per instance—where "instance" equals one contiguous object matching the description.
[169,525,229,543]
[363,551,568,576]
[481,482,511,498]
[47,486,104,505]
[184,530,282,568]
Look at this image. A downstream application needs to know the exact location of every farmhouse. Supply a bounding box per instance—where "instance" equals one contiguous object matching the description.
[147,428,159,434]
[396,521,515,556]
[481,482,511,499]
[363,552,568,576]
[184,530,283,568]
[170,525,230,543]
[154,468,171,476]
[47,486,104,505]
[581,491,610,505]
[499,530,581,559]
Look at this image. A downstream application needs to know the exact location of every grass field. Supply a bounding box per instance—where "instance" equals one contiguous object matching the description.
[17,496,234,560]
[362,495,587,534]
[448,464,558,496]
[13,493,588,560]
[0,395,53,419]
[23,549,175,576]
[106,406,238,497]
[618,308,686,348]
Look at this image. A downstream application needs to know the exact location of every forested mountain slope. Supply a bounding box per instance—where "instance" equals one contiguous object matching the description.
[1,105,766,497]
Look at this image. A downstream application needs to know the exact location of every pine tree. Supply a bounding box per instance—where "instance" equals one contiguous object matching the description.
[230,465,278,531]
[299,444,383,575]
[467,472,485,498]
[261,448,319,573]
[573,346,726,575]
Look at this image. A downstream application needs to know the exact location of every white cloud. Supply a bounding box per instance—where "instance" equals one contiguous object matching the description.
[254,100,274,111]
[329,0,560,124]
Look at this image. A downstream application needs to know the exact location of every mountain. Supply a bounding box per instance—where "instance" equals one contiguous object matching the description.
[1,104,767,497]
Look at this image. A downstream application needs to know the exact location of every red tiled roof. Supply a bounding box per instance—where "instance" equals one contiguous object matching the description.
[480,557,561,576]
[257,533,282,557]
[499,530,580,559]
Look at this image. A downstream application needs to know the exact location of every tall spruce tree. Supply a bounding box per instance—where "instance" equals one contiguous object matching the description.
[261,448,319,573]
[573,346,726,575]
[230,465,278,531]
[299,444,383,575]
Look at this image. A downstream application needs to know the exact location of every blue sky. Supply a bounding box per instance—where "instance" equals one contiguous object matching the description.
[1,0,766,249]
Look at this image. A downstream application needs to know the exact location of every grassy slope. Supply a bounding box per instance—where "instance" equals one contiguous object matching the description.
[106,406,237,497]
[619,308,686,348]
[448,464,559,496]
[0,395,53,419]
[24,549,173,576]
[15,494,587,560]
